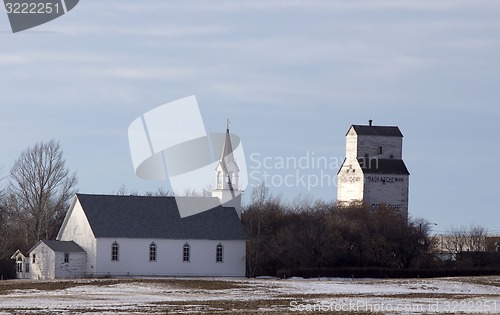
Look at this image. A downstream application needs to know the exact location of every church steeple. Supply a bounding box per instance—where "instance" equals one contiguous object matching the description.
[220,119,235,169]
[212,120,242,218]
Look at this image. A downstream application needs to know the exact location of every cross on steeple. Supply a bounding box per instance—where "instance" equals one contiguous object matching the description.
[226,118,230,132]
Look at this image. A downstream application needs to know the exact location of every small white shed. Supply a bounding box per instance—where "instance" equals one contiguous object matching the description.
[27,240,87,280]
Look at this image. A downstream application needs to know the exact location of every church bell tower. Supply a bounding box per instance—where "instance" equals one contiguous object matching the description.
[212,120,242,218]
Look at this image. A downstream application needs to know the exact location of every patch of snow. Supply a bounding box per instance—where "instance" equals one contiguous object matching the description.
[255,276,275,279]
[0,277,499,314]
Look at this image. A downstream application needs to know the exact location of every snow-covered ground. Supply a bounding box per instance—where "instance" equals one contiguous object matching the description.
[0,276,499,314]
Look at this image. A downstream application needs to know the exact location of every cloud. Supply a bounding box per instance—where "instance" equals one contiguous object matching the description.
[81,0,500,13]
[438,38,500,51]
[83,66,201,80]
[0,55,26,64]
[56,24,225,37]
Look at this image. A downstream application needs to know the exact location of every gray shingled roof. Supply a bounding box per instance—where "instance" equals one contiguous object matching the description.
[28,240,85,254]
[350,125,403,137]
[76,194,247,240]
[357,158,410,175]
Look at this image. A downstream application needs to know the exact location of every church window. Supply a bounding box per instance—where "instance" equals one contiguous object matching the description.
[149,243,157,262]
[111,242,119,261]
[32,254,36,264]
[64,253,70,263]
[217,171,222,189]
[183,243,190,262]
[25,263,29,273]
[377,146,383,154]
[230,172,237,188]
[216,243,223,263]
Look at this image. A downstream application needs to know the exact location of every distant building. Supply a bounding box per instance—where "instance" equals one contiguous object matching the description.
[27,240,86,279]
[13,126,247,279]
[433,234,500,265]
[337,120,410,218]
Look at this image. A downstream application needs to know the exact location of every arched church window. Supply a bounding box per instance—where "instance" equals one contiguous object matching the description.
[149,242,157,262]
[216,243,223,263]
[183,243,190,262]
[111,242,119,261]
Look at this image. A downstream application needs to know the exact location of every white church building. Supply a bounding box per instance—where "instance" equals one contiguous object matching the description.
[16,127,247,279]
[337,120,410,218]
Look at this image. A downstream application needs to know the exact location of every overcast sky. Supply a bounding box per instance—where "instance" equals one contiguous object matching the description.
[1,0,499,233]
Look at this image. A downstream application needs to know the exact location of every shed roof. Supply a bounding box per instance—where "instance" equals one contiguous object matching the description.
[28,240,85,254]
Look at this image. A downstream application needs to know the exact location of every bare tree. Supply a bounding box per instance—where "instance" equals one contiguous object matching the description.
[114,185,172,197]
[444,226,468,255]
[0,175,10,257]
[442,225,489,267]
[466,225,488,252]
[181,186,211,197]
[242,183,284,277]
[158,187,172,196]
[115,184,129,196]
[445,225,487,254]
[7,140,77,247]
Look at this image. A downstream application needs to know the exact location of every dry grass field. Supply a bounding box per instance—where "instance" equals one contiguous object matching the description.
[0,276,499,314]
